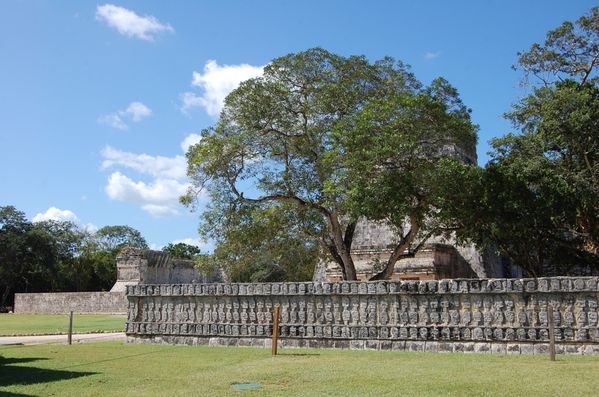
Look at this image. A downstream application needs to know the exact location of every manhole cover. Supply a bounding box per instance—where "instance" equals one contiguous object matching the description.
[231,383,261,390]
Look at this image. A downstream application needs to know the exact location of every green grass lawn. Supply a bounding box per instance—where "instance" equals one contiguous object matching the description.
[0,314,126,336]
[1,342,598,396]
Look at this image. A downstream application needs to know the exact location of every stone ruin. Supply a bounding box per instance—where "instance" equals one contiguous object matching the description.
[318,220,519,282]
[111,247,225,292]
[125,277,599,355]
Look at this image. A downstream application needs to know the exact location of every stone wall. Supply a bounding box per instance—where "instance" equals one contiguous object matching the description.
[14,292,127,314]
[111,247,225,292]
[125,277,599,355]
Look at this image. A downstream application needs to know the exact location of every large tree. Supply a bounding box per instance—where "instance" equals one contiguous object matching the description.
[183,48,477,281]
[438,8,599,276]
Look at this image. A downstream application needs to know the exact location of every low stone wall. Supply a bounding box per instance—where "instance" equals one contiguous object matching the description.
[125,278,599,355]
[14,292,127,314]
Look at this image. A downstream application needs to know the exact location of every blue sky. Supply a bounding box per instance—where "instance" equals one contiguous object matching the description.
[0,1,595,250]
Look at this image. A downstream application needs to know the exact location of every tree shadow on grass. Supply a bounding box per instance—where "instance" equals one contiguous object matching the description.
[0,391,38,397]
[0,357,48,366]
[0,356,96,389]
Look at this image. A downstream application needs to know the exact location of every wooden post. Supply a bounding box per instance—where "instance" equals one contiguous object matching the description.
[548,307,556,361]
[68,311,73,345]
[272,304,280,356]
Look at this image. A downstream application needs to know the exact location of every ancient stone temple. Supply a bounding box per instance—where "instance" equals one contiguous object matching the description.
[318,221,517,282]
[315,134,517,282]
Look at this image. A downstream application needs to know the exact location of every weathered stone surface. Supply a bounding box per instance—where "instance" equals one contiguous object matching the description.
[126,277,599,355]
[111,248,224,292]
[14,291,126,314]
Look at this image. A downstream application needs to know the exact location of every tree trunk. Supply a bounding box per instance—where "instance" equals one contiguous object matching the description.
[369,218,420,281]
[327,211,358,280]
[1,285,11,309]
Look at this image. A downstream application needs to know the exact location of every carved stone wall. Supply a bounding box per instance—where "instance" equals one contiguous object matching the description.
[125,277,599,355]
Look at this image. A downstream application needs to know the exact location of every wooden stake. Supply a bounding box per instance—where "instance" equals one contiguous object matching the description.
[272,304,280,356]
[548,308,556,361]
[68,311,73,345]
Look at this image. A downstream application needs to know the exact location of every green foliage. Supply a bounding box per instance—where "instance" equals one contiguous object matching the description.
[162,242,202,259]
[183,48,476,280]
[95,225,148,251]
[0,206,58,308]
[0,205,149,308]
[438,9,599,276]
[197,202,319,282]
[516,7,598,86]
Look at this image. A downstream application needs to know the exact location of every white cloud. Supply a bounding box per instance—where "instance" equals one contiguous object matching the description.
[181,60,264,117]
[98,101,152,130]
[141,204,179,217]
[169,237,212,252]
[33,207,79,223]
[424,51,442,60]
[124,102,152,121]
[171,237,202,247]
[98,113,128,130]
[180,92,204,114]
[95,4,173,41]
[106,172,187,207]
[32,207,98,233]
[180,133,202,153]
[101,133,201,217]
[101,146,186,179]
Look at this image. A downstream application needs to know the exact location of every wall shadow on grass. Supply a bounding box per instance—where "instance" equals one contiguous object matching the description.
[0,356,96,389]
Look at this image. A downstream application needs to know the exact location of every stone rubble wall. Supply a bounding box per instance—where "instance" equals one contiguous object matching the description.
[14,292,127,314]
[125,277,599,355]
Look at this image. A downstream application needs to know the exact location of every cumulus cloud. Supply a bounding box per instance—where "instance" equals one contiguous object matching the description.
[33,207,79,223]
[424,51,442,60]
[180,133,202,153]
[106,172,187,206]
[101,133,201,217]
[98,113,128,130]
[101,146,186,179]
[124,102,152,121]
[181,60,264,117]
[95,4,173,41]
[98,101,152,130]
[33,207,98,232]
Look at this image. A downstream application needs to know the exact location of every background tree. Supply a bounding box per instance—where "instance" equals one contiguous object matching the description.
[196,201,319,282]
[439,8,599,276]
[516,6,598,86]
[0,206,57,308]
[0,205,149,308]
[183,48,477,281]
[162,242,202,259]
[95,225,148,251]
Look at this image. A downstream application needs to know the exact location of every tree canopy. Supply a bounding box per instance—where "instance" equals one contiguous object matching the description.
[438,7,599,276]
[183,48,477,281]
[162,242,202,259]
[0,205,149,309]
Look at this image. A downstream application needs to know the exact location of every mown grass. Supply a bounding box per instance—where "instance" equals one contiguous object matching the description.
[0,314,126,336]
[0,341,598,396]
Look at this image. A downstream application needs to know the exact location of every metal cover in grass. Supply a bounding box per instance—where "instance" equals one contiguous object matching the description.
[231,383,261,390]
